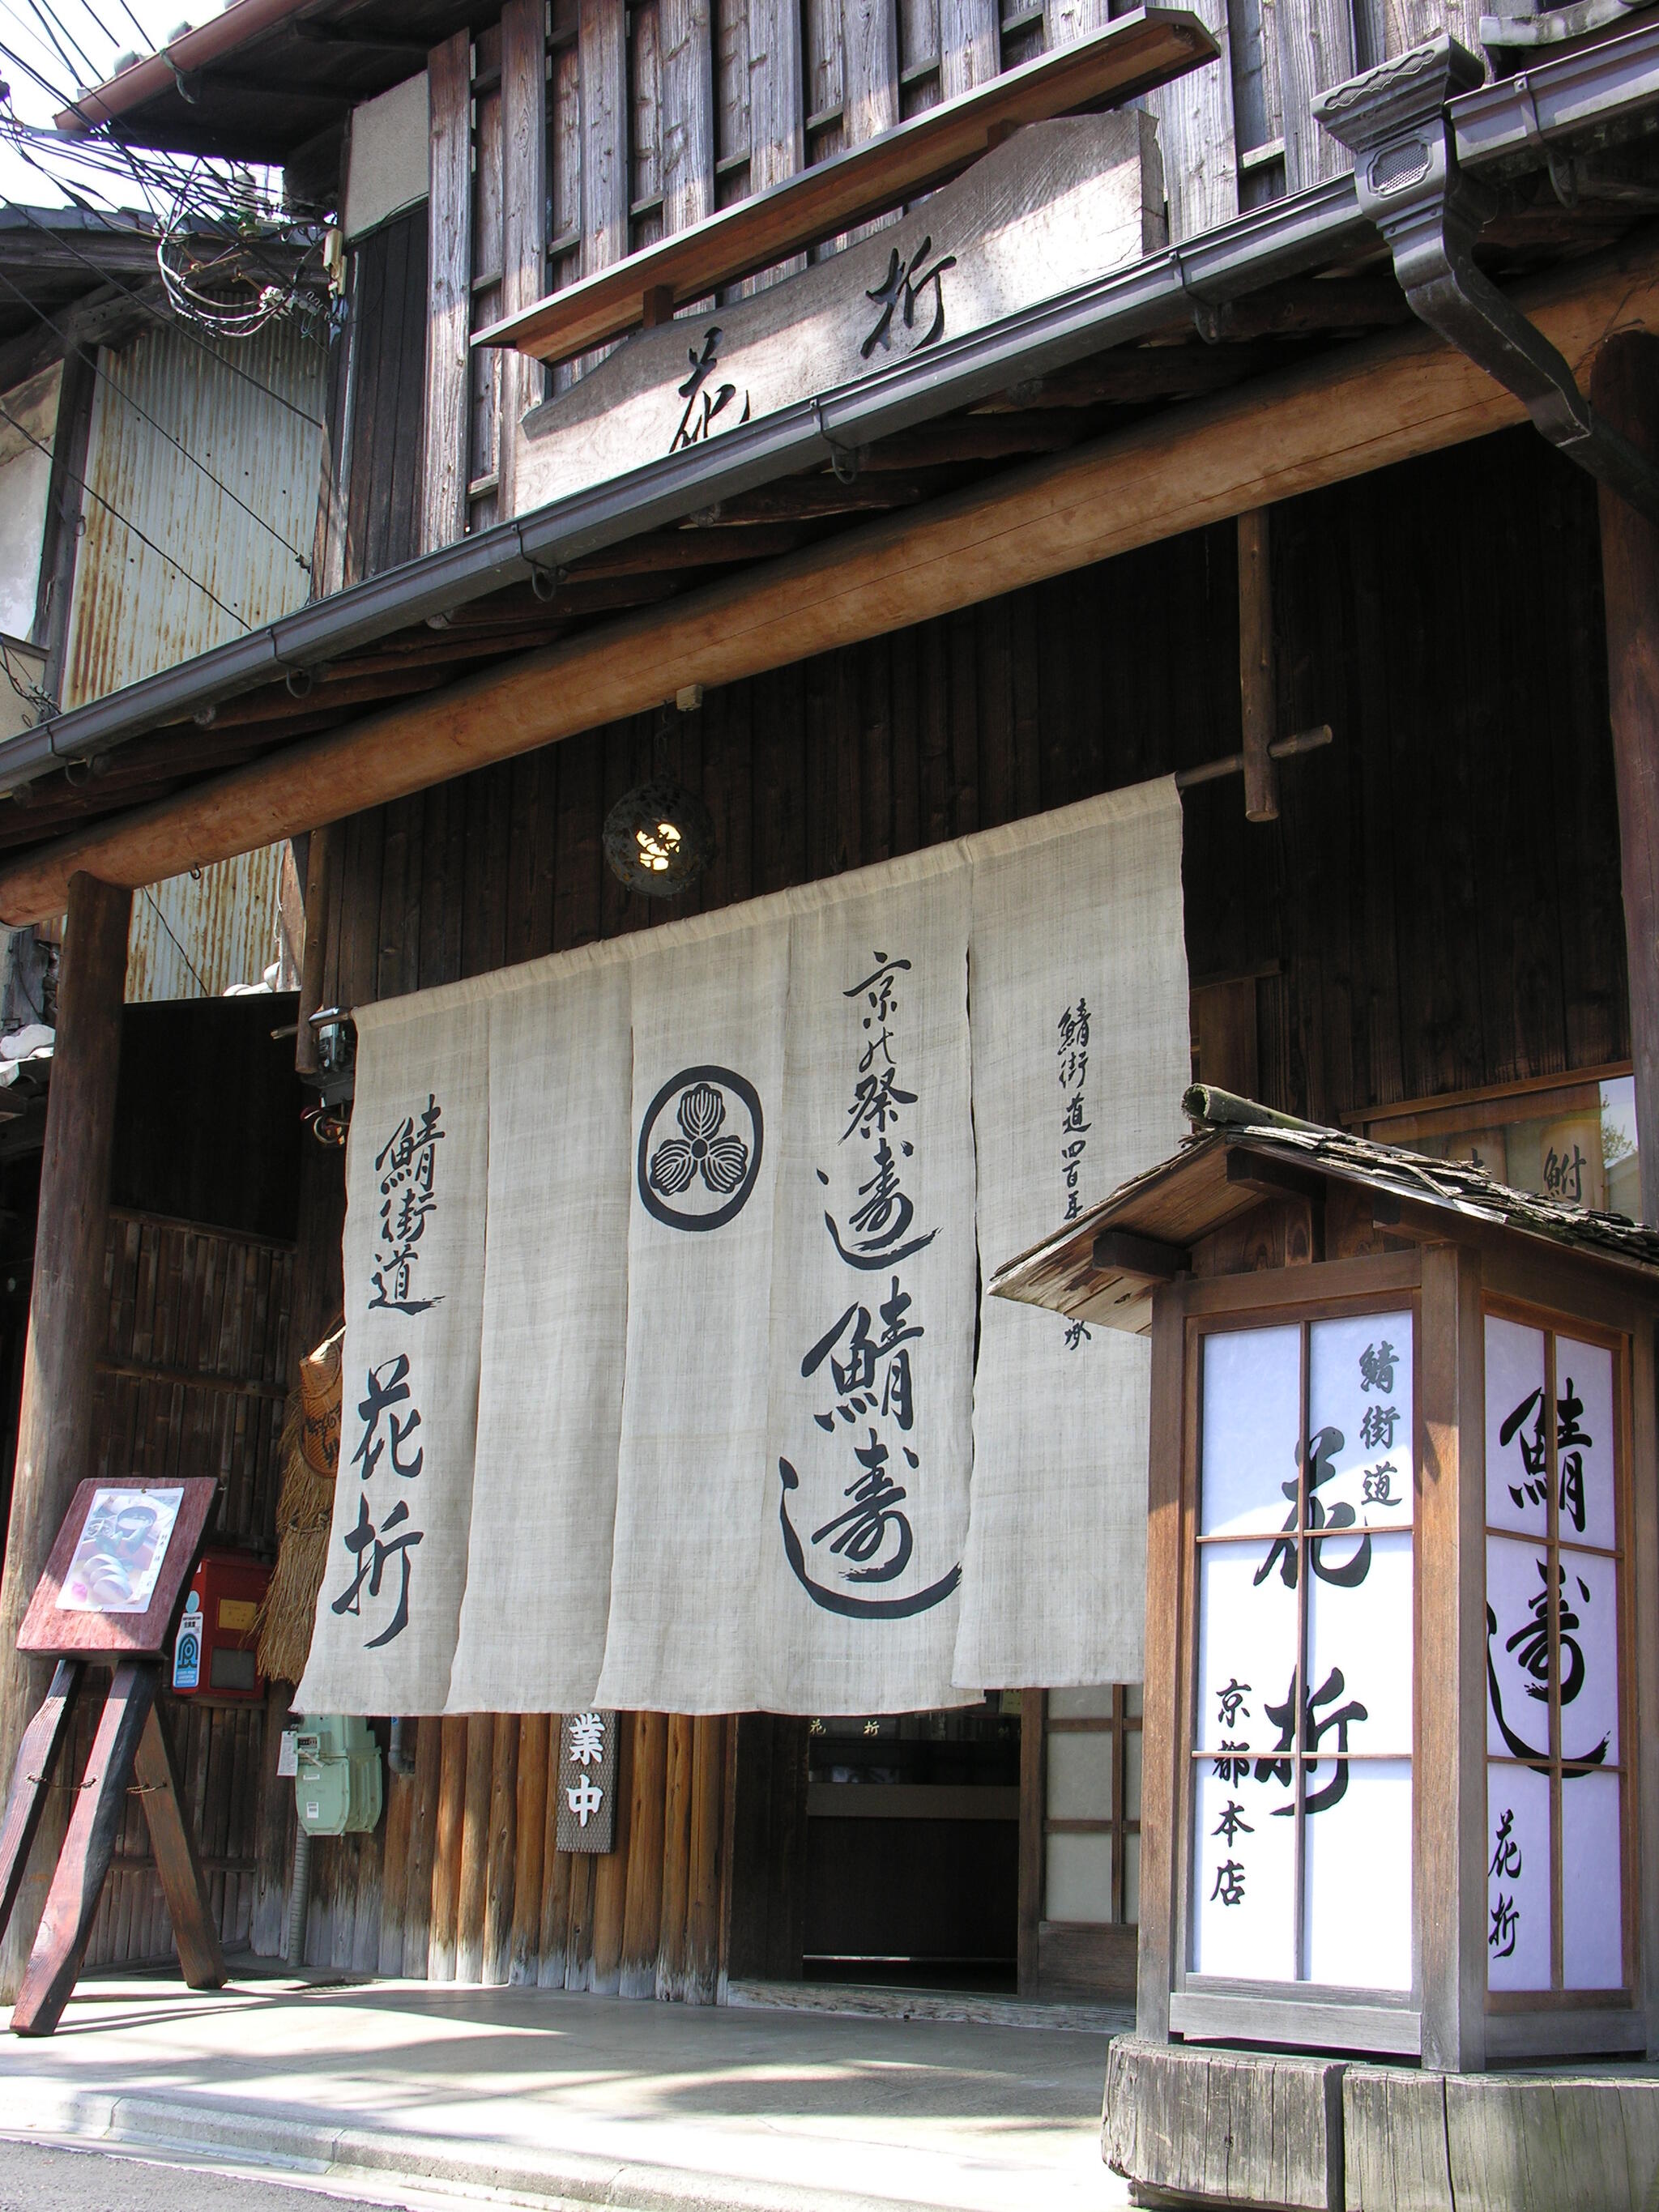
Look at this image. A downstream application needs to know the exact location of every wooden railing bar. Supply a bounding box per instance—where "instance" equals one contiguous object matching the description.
[476,8,1218,368]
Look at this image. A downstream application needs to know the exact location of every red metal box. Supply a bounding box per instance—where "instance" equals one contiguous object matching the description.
[172,1547,269,1702]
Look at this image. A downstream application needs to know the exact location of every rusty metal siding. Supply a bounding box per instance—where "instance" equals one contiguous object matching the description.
[61,313,326,708]
[59,313,324,998]
[125,842,298,1004]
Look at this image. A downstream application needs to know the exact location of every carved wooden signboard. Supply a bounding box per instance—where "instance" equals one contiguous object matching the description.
[2,1477,225,2036]
[514,117,1163,515]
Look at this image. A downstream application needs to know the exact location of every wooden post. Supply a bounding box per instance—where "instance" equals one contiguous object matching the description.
[423,31,473,555]
[12,1664,156,2035]
[1237,509,1279,825]
[480,1711,518,1984]
[0,872,131,2001]
[508,1715,549,1985]
[1017,1686,1045,1998]
[131,1698,229,1995]
[0,1662,82,1942]
[294,824,336,1078]
[1591,333,1659,1229]
[1416,1242,1486,2073]
[455,1715,494,1981]
[498,0,547,519]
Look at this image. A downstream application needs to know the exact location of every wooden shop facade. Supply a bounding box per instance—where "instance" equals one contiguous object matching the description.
[1,0,1659,2197]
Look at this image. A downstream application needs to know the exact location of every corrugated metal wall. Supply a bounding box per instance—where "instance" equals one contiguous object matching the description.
[62,315,325,705]
[62,314,326,999]
[126,843,299,1004]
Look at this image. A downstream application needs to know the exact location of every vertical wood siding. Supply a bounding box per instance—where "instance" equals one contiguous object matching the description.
[320,433,1626,1125]
[281,431,1623,1986]
[73,1208,294,1969]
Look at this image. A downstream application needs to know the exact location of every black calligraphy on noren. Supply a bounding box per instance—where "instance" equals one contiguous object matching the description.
[332,1096,445,1649]
[370,1096,445,1314]
[1056,999,1093,1347]
[781,948,959,1621]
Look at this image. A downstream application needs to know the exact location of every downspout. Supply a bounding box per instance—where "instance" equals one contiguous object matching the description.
[1314,34,1659,522]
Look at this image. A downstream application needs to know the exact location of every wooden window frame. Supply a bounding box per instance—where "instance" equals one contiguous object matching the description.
[1156,1260,1427,2058]
[1482,1294,1638,2016]
[1041,1690,1141,1927]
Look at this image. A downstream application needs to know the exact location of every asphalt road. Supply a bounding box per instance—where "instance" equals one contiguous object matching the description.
[0,2140,425,2211]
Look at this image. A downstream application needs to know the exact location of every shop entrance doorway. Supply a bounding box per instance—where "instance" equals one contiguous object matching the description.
[802,1698,1021,1993]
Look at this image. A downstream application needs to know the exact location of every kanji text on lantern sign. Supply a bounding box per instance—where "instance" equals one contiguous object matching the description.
[331,1097,445,1651]
[779,949,959,1619]
[1483,1315,1624,1996]
[1191,1313,1415,1991]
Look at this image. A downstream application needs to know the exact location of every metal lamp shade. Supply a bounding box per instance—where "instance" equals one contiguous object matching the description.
[603,777,716,897]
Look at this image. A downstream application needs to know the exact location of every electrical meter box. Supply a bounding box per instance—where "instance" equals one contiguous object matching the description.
[171,1549,270,1702]
[293,1714,382,1837]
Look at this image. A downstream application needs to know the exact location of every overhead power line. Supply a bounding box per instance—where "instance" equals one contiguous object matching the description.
[0,388,249,633]
[0,265,313,573]
[0,190,330,433]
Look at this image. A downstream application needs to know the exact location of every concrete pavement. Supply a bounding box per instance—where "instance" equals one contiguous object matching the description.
[0,1973,1130,2212]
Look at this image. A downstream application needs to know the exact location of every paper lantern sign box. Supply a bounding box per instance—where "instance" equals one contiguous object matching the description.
[18,1477,218,1661]
[171,1549,270,1703]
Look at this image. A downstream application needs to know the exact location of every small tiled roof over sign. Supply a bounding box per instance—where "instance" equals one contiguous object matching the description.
[992,1085,1659,1334]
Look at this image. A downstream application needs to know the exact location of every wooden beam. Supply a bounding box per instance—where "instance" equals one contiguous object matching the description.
[0,875,130,1997]
[1091,1226,1189,1279]
[1591,330,1659,1230]
[1236,508,1279,823]
[422,31,473,554]
[4,234,1658,925]
[476,11,1215,364]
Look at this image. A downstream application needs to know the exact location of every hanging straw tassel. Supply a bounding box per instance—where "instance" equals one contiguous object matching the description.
[257,1321,346,1686]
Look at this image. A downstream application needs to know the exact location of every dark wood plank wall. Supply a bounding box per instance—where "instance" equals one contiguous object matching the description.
[314,207,431,594]
[70,1209,294,1968]
[318,427,1628,1115]
[271,426,1627,1987]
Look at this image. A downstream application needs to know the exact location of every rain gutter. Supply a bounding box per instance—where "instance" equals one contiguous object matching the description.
[1318,21,1659,521]
[52,0,320,134]
[11,16,1659,800]
[0,173,1373,799]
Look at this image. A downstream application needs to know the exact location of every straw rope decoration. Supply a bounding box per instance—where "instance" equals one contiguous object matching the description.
[256,1321,344,1685]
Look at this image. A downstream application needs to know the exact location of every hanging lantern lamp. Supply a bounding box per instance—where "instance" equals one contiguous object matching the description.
[603,693,715,897]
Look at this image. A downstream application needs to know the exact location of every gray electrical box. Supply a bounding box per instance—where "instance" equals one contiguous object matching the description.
[293,1714,382,1837]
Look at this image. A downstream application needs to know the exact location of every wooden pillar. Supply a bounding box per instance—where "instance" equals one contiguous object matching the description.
[1592,333,1659,1230]
[0,871,131,1999]
[423,31,473,556]
[1237,509,1280,825]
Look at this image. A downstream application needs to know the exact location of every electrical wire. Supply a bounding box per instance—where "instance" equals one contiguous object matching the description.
[0,636,54,725]
[0,265,313,573]
[140,884,211,997]
[19,0,94,102]
[0,191,330,432]
[66,0,126,61]
[0,389,249,632]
